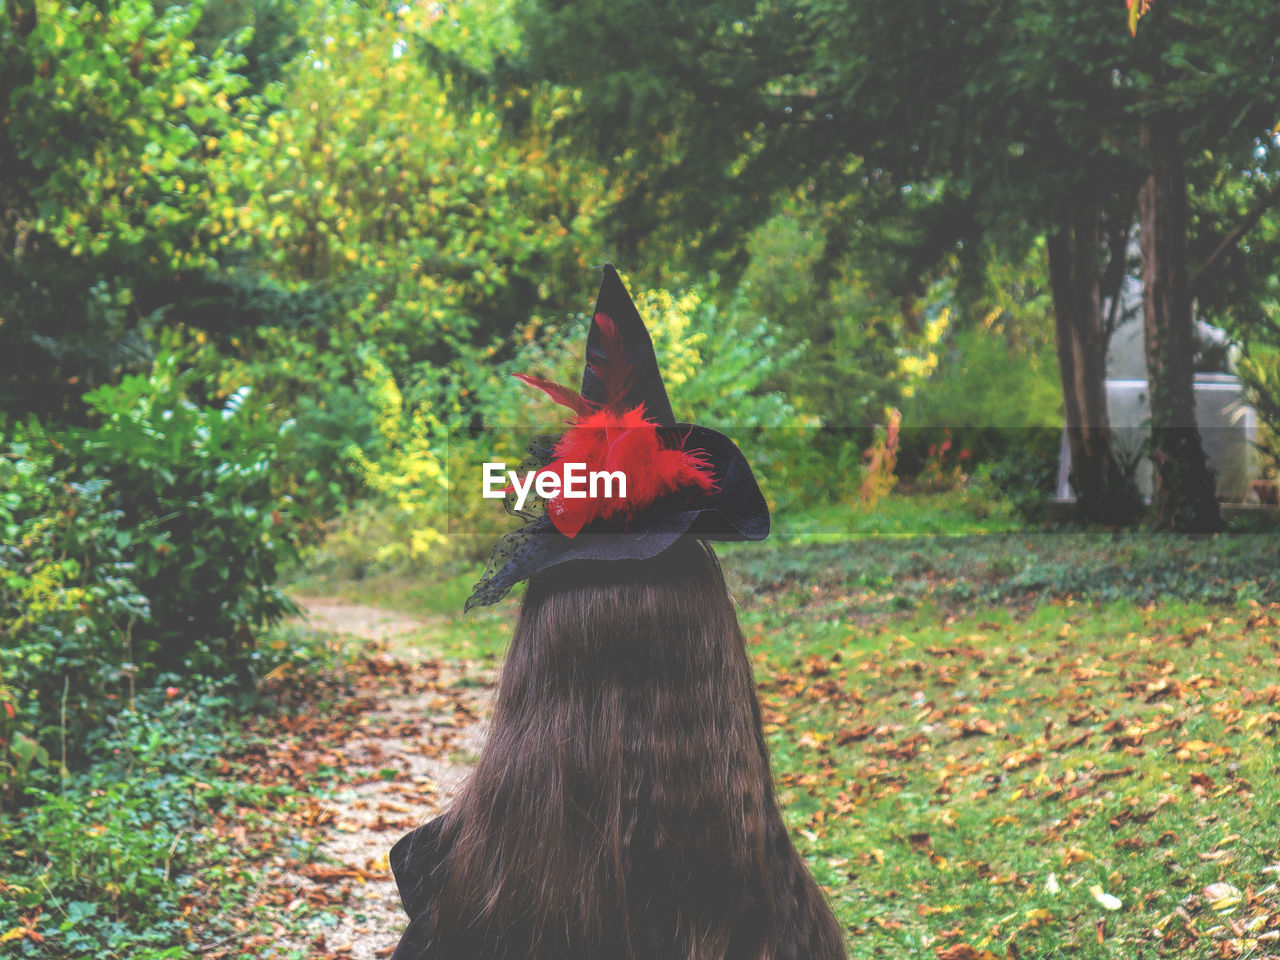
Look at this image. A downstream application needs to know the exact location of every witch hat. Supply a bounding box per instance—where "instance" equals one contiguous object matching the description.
[465,264,769,610]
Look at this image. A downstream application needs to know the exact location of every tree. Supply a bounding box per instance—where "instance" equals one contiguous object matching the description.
[1137,111,1220,531]
[1186,150,1280,480]
[0,0,263,416]
[229,0,606,375]
[1128,3,1280,530]
[518,0,1280,526]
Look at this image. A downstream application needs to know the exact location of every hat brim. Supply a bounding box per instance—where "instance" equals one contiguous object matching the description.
[464,424,768,609]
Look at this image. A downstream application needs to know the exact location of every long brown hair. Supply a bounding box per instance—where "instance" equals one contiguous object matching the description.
[425,538,846,959]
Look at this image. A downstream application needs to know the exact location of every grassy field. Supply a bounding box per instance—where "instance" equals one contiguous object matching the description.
[291,515,1280,958]
[747,594,1280,957]
[742,530,1280,958]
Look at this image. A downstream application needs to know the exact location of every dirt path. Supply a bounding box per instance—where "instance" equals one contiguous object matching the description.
[293,599,440,649]
[261,599,494,960]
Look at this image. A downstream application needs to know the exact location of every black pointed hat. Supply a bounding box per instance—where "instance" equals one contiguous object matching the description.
[465,265,769,610]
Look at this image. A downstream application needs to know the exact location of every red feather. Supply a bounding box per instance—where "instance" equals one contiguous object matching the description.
[588,312,633,409]
[512,372,594,418]
[536,406,717,538]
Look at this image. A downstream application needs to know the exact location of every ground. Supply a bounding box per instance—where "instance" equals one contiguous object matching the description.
[205,533,1280,960]
[248,600,493,960]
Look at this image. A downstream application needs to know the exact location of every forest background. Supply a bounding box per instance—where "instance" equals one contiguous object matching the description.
[3,0,1280,956]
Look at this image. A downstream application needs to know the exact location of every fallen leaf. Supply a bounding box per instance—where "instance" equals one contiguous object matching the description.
[1203,883,1243,912]
[935,945,1001,960]
[1089,884,1122,910]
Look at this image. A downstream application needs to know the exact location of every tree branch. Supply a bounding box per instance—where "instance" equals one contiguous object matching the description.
[1190,178,1280,294]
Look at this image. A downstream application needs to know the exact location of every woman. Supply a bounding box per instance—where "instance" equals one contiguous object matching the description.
[388,266,847,959]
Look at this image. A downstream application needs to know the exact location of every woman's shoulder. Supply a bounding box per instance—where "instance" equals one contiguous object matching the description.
[387,814,453,959]
[389,814,450,918]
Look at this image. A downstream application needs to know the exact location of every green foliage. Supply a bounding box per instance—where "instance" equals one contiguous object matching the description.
[69,349,299,676]
[304,275,825,577]
[0,614,343,955]
[0,679,247,956]
[0,0,265,412]
[478,277,822,509]
[630,282,821,509]
[971,431,1065,524]
[0,430,150,804]
[1,348,299,810]
[738,201,962,430]
[0,696,207,956]
[8,0,254,269]
[519,0,1280,529]
[901,324,1061,437]
[896,319,1062,488]
[1237,343,1280,472]
[189,0,304,95]
[166,0,617,564]
[1193,166,1280,479]
[236,0,599,367]
[727,531,1280,614]
[344,354,452,566]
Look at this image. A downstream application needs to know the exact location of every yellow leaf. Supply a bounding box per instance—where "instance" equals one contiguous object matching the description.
[1020,908,1053,930]
[1127,0,1152,36]
[1204,882,1242,912]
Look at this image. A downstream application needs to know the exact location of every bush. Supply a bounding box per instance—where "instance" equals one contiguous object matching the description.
[0,619,341,955]
[898,324,1062,475]
[1235,341,1280,476]
[972,429,1063,523]
[0,430,150,804]
[69,350,299,678]
[475,278,825,512]
[0,680,233,958]
[2,350,300,807]
[308,275,827,579]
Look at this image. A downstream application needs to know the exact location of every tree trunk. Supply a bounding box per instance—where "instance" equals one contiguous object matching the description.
[1046,187,1142,526]
[1138,114,1222,533]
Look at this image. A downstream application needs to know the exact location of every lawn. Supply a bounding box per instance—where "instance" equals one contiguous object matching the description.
[740,531,1280,958]
[293,520,1280,958]
[750,596,1279,957]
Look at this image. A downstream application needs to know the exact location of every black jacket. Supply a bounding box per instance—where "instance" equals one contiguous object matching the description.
[388,817,448,960]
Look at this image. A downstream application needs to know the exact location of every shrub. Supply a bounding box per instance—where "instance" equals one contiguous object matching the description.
[1235,341,1280,476]
[973,429,1063,523]
[2,348,302,809]
[0,429,150,804]
[899,323,1062,474]
[69,351,299,678]
[0,679,237,957]
[314,276,825,578]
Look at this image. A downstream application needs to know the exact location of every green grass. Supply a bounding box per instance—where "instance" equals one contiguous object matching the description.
[716,528,1280,959]
[743,593,1280,958]
[722,529,1280,614]
[0,629,357,959]
[770,492,1023,539]
[290,497,1280,957]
